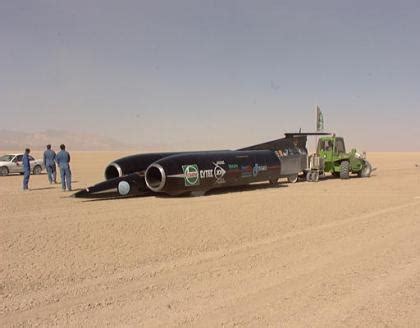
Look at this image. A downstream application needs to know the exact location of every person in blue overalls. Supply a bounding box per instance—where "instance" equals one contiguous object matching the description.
[22,148,31,191]
[56,144,72,191]
[43,144,57,184]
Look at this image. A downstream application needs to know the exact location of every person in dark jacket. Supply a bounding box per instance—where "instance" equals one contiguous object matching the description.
[43,144,57,184]
[22,148,31,191]
[56,144,72,191]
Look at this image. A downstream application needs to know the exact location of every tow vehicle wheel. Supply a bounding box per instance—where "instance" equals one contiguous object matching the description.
[33,165,42,175]
[306,171,312,182]
[0,166,9,176]
[312,172,319,182]
[340,161,350,179]
[359,161,372,178]
[287,174,298,184]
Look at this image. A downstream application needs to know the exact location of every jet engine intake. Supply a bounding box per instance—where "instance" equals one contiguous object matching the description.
[105,162,123,179]
[145,164,166,192]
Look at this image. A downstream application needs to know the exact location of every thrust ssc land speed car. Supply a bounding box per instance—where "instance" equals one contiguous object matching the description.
[74,133,329,198]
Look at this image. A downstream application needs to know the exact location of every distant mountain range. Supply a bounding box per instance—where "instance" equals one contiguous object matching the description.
[0,129,135,151]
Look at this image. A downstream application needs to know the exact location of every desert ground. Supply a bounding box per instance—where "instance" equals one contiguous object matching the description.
[1,151,419,327]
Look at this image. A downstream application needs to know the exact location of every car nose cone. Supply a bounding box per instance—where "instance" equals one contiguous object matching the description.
[118,181,131,196]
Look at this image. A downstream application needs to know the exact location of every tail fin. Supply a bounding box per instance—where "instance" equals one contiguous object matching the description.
[316,105,324,132]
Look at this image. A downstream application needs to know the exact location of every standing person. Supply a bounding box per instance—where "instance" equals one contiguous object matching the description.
[22,148,31,191]
[43,144,57,184]
[56,144,72,191]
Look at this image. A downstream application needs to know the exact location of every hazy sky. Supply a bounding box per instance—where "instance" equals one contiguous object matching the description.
[1,0,419,151]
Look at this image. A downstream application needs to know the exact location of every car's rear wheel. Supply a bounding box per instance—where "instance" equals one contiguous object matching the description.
[0,166,9,176]
[33,165,42,175]
[287,174,298,183]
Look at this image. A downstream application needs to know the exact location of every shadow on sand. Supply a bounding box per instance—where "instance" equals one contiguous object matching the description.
[0,173,43,179]
[76,182,289,202]
[29,187,56,191]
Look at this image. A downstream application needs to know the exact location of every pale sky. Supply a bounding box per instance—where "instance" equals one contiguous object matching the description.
[1,0,419,151]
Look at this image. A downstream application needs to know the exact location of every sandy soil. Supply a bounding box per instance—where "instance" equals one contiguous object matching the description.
[1,152,420,327]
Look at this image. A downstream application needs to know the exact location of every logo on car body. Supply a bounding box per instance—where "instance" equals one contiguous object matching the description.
[213,161,226,184]
[252,163,268,177]
[182,164,200,186]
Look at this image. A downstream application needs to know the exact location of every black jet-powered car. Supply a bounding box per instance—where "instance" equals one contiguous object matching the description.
[74,133,326,198]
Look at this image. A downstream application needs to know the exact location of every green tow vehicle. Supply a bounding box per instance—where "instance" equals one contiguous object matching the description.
[306,135,372,181]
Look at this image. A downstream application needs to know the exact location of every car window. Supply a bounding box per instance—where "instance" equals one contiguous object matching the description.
[335,138,346,153]
[16,155,23,161]
[29,155,35,161]
[318,140,333,152]
[0,155,14,161]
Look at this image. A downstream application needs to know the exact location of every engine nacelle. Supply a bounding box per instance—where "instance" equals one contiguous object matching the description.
[144,150,281,196]
[104,152,179,180]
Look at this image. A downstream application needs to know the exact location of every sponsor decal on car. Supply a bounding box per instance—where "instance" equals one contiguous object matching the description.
[241,164,268,178]
[182,164,200,186]
[213,161,226,184]
[200,169,213,179]
[198,161,227,184]
[252,163,268,177]
[241,165,253,178]
[228,163,239,170]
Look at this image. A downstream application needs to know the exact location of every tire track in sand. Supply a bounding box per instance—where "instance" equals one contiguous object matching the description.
[2,200,420,326]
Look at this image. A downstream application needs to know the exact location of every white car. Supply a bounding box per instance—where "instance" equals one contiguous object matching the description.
[0,153,45,176]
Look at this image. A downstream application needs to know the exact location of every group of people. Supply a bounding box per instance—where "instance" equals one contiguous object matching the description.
[22,144,72,192]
